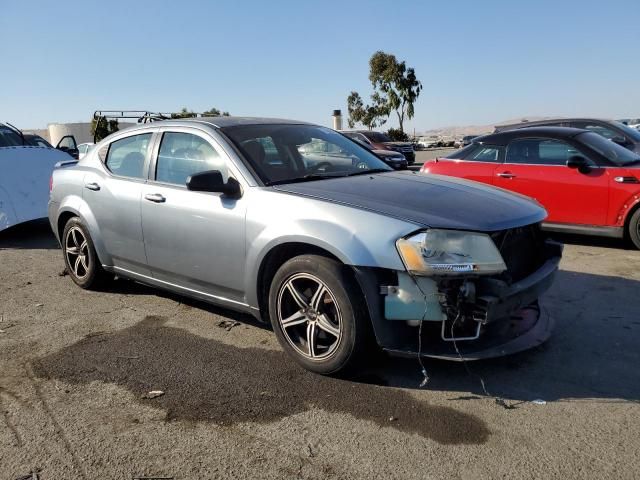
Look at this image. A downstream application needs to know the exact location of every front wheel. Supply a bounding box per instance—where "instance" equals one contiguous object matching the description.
[628,208,640,250]
[268,255,372,374]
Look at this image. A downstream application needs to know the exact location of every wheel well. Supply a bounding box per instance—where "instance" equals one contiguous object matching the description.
[57,211,77,240]
[623,201,640,238]
[256,243,342,322]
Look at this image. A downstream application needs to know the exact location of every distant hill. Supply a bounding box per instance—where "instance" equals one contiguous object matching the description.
[418,116,555,138]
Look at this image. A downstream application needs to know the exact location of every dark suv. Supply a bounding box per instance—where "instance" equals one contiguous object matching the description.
[347,130,415,164]
[495,118,640,154]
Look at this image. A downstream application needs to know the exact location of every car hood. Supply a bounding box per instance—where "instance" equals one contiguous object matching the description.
[272,171,546,232]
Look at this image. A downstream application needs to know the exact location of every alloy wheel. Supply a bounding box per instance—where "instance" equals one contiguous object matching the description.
[276,273,342,360]
[65,226,90,279]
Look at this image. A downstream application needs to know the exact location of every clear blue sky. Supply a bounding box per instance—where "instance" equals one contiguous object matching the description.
[1,0,639,132]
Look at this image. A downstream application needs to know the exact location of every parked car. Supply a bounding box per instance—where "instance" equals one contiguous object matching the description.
[341,131,408,169]
[77,142,95,160]
[24,134,54,148]
[495,118,640,154]
[421,126,640,248]
[345,130,415,164]
[0,123,74,232]
[415,137,440,149]
[49,117,561,374]
[462,135,478,146]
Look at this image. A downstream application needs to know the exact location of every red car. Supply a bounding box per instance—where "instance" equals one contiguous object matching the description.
[420,127,640,248]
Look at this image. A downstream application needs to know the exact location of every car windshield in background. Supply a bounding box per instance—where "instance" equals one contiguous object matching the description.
[0,125,23,147]
[363,131,392,143]
[221,124,391,185]
[614,121,640,142]
[578,131,640,165]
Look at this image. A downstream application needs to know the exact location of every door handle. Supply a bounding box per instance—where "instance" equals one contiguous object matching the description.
[144,193,166,203]
[497,172,516,179]
[84,182,100,191]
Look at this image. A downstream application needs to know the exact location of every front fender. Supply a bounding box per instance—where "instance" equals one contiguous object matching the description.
[55,195,113,266]
[243,199,414,308]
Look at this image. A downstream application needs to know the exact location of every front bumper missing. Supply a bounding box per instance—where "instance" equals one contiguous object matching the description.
[353,240,562,361]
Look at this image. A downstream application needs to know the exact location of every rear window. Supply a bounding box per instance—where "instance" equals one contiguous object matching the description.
[447,144,504,162]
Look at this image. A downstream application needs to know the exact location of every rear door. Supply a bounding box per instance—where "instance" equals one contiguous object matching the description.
[494,138,609,225]
[427,144,504,185]
[140,128,247,304]
[83,131,155,274]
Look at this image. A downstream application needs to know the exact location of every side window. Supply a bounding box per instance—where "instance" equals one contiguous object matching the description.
[506,139,580,166]
[156,132,227,186]
[105,133,152,179]
[464,145,503,162]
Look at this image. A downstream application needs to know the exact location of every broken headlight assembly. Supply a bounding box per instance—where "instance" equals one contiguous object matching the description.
[396,229,507,276]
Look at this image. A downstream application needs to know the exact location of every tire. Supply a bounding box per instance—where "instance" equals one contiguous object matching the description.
[268,254,372,375]
[628,208,640,250]
[62,217,110,289]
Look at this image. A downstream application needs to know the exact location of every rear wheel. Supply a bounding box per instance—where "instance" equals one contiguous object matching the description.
[268,254,372,374]
[62,217,110,289]
[628,208,640,250]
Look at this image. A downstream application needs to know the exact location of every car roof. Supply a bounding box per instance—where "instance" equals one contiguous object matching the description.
[496,117,616,131]
[474,126,588,146]
[155,116,314,129]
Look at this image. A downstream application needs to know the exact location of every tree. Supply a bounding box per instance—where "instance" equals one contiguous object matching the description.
[202,107,230,117]
[171,107,197,119]
[346,91,388,130]
[91,117,119,142]
[386,127,409,142]
[368,51,422,133]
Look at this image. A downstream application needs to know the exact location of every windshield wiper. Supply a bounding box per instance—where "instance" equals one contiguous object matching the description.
[266,173,341,186]
[344,168,392,177]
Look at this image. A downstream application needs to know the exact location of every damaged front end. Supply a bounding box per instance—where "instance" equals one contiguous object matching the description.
[355,224,562,360]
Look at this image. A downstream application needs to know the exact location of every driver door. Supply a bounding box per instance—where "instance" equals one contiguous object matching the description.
[140,128,247,304]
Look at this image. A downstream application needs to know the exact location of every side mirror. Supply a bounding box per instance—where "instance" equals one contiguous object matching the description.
[186,170,242,197]
[612,136,627,146]
[566,155,591,173]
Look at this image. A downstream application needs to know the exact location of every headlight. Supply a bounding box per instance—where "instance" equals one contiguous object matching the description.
[396,229,507,276]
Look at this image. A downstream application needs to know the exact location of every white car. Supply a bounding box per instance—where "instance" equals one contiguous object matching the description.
[0,123,75,232]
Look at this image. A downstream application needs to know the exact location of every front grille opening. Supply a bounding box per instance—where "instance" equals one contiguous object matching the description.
[491,224,545,283]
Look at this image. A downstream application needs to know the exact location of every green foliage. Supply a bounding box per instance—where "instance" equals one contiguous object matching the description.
[202,107,230,117]
[386,127,409,141]
[346,91,389,130]
[91,117,119,142]
[171,107,198,119]
[347,51,422,133]
[369,51,422,132]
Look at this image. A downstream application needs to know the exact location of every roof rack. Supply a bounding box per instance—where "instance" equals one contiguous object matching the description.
[92,110,173,124]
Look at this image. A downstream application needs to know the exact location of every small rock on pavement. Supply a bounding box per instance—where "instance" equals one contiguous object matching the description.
[143,390,165,399]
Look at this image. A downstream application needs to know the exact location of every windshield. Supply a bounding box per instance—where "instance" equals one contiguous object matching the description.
[577,131,640,165]
[613,121,640,142]
[221,124,391,185]
[0,125,23,147]
[362,131,392,143]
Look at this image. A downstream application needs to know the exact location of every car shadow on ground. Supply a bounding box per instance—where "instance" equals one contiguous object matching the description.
[7,221,639,408]
[0,219,58,250]
[355,268,640,406]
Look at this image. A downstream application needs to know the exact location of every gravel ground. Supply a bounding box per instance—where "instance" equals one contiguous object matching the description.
[1,219,639,479]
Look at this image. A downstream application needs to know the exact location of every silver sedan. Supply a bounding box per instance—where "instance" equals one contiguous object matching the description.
[48,117,561,374]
